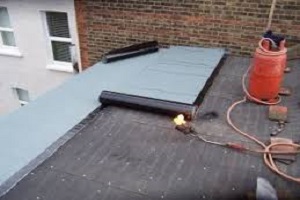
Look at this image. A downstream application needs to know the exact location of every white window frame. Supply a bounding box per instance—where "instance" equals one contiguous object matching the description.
[0,7,21,57]
[44,11,74,73]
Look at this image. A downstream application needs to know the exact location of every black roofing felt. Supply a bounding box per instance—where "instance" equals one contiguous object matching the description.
[1,56,300,200]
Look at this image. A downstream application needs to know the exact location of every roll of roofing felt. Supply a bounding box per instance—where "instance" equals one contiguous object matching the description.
[102,41,159,63]
[106,41,158,55]
[99,91,197,120]
[102,47,159,63]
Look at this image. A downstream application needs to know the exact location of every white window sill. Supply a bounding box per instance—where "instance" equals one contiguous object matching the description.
[46,63,74,73]
[19,100,29,106]
[0,48,22,58]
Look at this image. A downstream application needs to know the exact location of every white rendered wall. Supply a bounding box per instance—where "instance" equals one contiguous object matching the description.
[0,0,81,115]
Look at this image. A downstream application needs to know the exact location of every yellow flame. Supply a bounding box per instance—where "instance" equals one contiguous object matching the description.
[174,114,186,126]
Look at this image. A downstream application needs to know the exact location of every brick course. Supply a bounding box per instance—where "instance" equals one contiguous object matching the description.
[75,0,300,67]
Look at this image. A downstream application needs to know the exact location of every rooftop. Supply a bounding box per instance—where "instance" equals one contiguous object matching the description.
[0,46,224,195]
[1,56,299,199]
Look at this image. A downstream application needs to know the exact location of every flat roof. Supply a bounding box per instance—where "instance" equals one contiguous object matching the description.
[1,56,299,199]
[0,46,224,195]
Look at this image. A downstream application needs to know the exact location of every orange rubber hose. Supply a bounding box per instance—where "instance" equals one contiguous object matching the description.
[227,98,300,183]
[258,38,287,56]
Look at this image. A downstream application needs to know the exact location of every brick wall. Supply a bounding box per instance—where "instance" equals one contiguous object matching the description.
[75,0,90,69]
[75,0,300,68]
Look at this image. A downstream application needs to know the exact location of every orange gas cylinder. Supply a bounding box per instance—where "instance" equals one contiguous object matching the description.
[248,38,287,102]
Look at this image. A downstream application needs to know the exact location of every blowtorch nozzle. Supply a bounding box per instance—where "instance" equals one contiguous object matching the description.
[175,123,194,134]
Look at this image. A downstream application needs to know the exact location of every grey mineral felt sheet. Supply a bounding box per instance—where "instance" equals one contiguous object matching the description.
[113,46,225,103]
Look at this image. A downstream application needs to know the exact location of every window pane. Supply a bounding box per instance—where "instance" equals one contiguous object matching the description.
[51,41,71,62]
[1,31,16,46]
[0,7,11,28]
[13,87,30,102]
[46,12,70,38]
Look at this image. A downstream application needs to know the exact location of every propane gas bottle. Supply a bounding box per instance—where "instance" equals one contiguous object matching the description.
[248,39,287,101]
